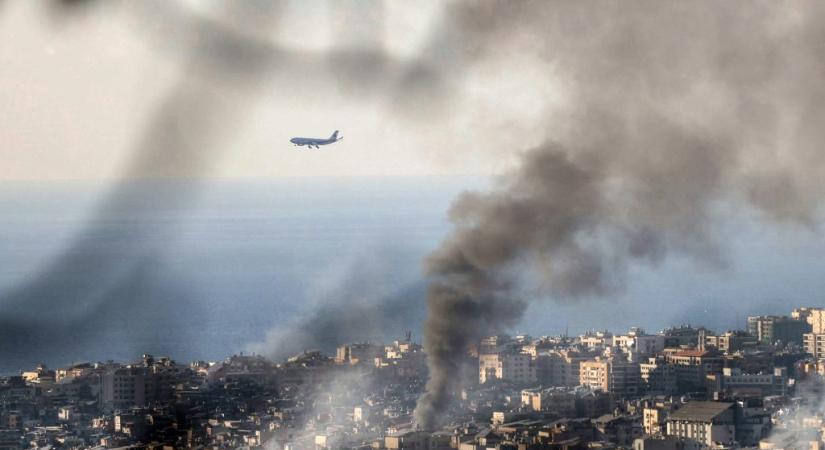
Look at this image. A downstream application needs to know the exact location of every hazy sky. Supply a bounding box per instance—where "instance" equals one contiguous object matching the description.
[4,0,825,373]
[0,1,557,181]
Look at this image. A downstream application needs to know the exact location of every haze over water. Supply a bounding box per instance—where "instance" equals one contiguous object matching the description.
[0,176,824,374]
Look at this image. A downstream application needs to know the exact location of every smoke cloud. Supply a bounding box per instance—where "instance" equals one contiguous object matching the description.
[0,1,284,354]
[415,1,825,428]
[0,1,445,356]
[248,249,427,360]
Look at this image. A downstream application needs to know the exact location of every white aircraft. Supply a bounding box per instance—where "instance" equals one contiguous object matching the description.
[290,130,343,149]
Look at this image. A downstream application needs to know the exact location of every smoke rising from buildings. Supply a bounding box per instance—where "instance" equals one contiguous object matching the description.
[766,378,825,448]
[249,249,427,360]
[5,1,825,430]
[414,1,825,428]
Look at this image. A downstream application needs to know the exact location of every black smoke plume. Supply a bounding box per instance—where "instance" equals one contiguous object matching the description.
[415,1,825,428]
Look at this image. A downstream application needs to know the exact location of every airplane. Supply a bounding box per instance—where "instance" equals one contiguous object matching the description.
[290,130,343,149]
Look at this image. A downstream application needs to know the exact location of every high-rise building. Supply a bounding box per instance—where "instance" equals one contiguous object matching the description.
[479,352,536,384]
[747,315,810,347]
[535,349,594,387]
[640,357,677,395]
[479,335,514,354]
[580,357,641,398]
[663,349,723,392]
[792,307,825,332]
[798,308,825,359]
[100,366,146,411]
[803,333,825,358]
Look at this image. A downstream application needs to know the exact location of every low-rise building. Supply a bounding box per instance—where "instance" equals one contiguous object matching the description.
[335,343,382,365]
[706,367,788,397]
[580,331,613,350]
[665,401,735,447]
[703,331,758,354]
[613,328,666,357]
[520,388,576,415]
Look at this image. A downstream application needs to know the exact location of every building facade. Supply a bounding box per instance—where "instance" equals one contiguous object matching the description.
[747,315,810,347]
[665,402,735,447]
[479,352,536,384]
[580,357,641,398]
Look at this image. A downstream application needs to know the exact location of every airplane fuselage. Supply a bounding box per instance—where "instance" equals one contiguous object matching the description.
[290,130,342,149]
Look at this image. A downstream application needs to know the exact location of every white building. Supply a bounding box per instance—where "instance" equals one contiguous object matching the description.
[613,328,665,357]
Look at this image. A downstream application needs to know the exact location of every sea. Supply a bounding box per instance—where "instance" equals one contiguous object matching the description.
[1,176,824,374]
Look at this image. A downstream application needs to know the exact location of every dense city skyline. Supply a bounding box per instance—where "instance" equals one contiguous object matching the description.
[5,1,825,449]
[2,303,824,449]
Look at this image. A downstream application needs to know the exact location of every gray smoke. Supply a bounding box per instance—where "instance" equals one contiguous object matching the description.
[415,1,825,428]
[0,1,284,354]
[248,249,427,360]
[0,1,452,357]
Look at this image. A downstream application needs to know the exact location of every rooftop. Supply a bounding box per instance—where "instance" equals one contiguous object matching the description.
[668,401,734,422]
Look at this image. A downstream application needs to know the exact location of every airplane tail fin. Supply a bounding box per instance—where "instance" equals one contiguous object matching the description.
[330,130,339,140]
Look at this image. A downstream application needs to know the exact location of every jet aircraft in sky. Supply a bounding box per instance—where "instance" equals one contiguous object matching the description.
[290,130,342,149]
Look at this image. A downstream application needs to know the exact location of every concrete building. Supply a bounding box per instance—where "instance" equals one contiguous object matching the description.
[100,367,146,411]
[703,331,757,354]
[793,307,825,333]
[479,352,536,384]
[594,414,644,446]
[335,343,382,365]
[580,331,613,350]
[663,349,723,392]
[643,404,678,436]
[385,430,432,450]
[580,359,610,392]
[803,332,825,358]
[733,398,772,446]
[665,401,735,447]
[613,328,666,357]
[661,326,707,348]
[535,349,593,388]
[479,335,513,354]
[580,357,641,398]
[21,364,54,385]
[55,363,93,382]
[640,357,677,395]
[520,387,576,415]
[747,315,810,347]
[706,367,788,397]
[633,436,696,450]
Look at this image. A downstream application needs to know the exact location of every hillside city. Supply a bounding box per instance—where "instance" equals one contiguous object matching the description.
[3,306,825,450]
